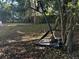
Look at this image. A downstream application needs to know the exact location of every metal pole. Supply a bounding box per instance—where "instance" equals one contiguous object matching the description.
[38,0,54,38]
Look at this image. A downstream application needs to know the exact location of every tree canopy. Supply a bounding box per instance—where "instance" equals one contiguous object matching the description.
[0,0,79,23]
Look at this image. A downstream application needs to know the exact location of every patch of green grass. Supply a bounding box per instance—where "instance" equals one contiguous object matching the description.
[0,24,49,40]
[16,24,49,33]
[0,26,15,39]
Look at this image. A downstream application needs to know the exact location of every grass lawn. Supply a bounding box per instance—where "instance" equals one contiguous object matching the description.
[0,24,50,41]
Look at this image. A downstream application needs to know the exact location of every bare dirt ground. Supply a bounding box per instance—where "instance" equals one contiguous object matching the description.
[0,31,78,59]
[0,24,79,59]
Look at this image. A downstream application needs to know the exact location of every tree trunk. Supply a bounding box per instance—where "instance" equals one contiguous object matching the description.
[59,0,68,43]
[65,0,78,53]
[33,0,37,24]
[66,29,74,53]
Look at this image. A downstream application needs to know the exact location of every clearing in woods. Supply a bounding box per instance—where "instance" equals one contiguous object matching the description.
[0,23,79,59]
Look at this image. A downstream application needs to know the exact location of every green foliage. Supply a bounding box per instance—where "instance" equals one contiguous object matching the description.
[3,3,12,11]
[0,0,79,23]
